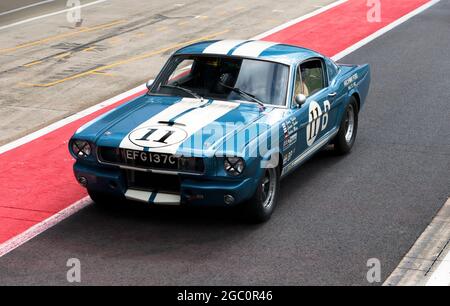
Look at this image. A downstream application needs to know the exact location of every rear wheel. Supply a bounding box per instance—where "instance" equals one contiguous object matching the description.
[334,98,358,154]
[244,167,280,223]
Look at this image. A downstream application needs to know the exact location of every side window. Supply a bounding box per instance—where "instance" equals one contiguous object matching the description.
[294,66,304,97]
[299,59,326,97]
[325,58,338,83]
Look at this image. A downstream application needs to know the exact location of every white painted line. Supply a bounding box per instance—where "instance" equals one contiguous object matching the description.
[0,0,441,258]
[0,197,92,258]
[252,0,349,40]
[0,0,55,17]
[0,0,108,31]
[332,0,441,61]
[426,247,450,286]
[0,84,147,155]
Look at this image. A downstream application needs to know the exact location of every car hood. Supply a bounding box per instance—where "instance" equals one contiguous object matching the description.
[74,94,285,157]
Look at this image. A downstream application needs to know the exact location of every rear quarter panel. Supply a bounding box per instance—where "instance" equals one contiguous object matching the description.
[338,63,371,110]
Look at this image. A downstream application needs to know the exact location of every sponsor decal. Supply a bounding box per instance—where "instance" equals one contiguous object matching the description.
[231,41,278,57]
[283,149,295,165]
[344,73,359,89]
[284,133,297,150]
[202,40,247,55]
[282,116,299,151]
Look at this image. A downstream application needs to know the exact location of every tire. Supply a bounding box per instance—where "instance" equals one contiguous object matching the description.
[88,189,117,208]
[333,98,358,155]
[244,167,280,223]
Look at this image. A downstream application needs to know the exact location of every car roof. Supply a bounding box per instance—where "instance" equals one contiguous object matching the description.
[174,40,324,65]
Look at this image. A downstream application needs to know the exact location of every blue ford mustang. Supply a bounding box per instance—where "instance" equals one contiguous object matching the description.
[69,40,371,222]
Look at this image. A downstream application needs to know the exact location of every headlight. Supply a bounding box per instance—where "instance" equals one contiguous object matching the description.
[72,140,92,158]
[224,157,245,176]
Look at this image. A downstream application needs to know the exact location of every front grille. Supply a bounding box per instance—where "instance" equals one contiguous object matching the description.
[98,147,205,174]
[98,146,121,163]
[126,171,181,193]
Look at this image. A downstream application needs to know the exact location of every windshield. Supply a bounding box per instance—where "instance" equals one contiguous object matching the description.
[151,55,289,106]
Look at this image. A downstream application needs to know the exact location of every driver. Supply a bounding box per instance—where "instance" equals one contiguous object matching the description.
[295,69,310,97]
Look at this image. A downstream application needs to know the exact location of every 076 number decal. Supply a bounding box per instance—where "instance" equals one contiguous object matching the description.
[306,100,331,146]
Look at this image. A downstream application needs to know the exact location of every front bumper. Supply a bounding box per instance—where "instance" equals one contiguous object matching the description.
[74,162,259,207]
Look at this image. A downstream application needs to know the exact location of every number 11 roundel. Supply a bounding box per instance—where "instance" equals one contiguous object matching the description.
[129,125,188,148]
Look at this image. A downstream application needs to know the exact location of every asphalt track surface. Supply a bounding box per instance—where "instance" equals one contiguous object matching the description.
[0,1,449,285]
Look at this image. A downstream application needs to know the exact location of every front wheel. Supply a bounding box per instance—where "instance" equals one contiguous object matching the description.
[333,98,358,155]
[244,167,280,223]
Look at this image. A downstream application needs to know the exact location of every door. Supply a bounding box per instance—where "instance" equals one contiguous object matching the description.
[293,59,333,158]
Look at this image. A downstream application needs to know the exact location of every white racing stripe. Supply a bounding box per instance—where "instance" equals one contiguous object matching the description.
[231,40,278,57]
[119,97,210,151]
[202,40,246,55]
[119,98,240,155]
[159,100,240,154]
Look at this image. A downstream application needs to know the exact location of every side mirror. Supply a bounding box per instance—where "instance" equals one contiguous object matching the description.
[146,79,154,90]
[294,94,307,107]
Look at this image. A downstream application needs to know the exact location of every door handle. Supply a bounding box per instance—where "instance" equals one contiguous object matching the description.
[328,92,337,97]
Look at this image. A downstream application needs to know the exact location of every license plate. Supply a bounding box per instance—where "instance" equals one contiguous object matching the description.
[123,150,179,170]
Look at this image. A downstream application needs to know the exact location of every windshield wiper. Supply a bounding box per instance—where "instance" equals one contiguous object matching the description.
[219,82,265,109]
[160,84,203,100]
